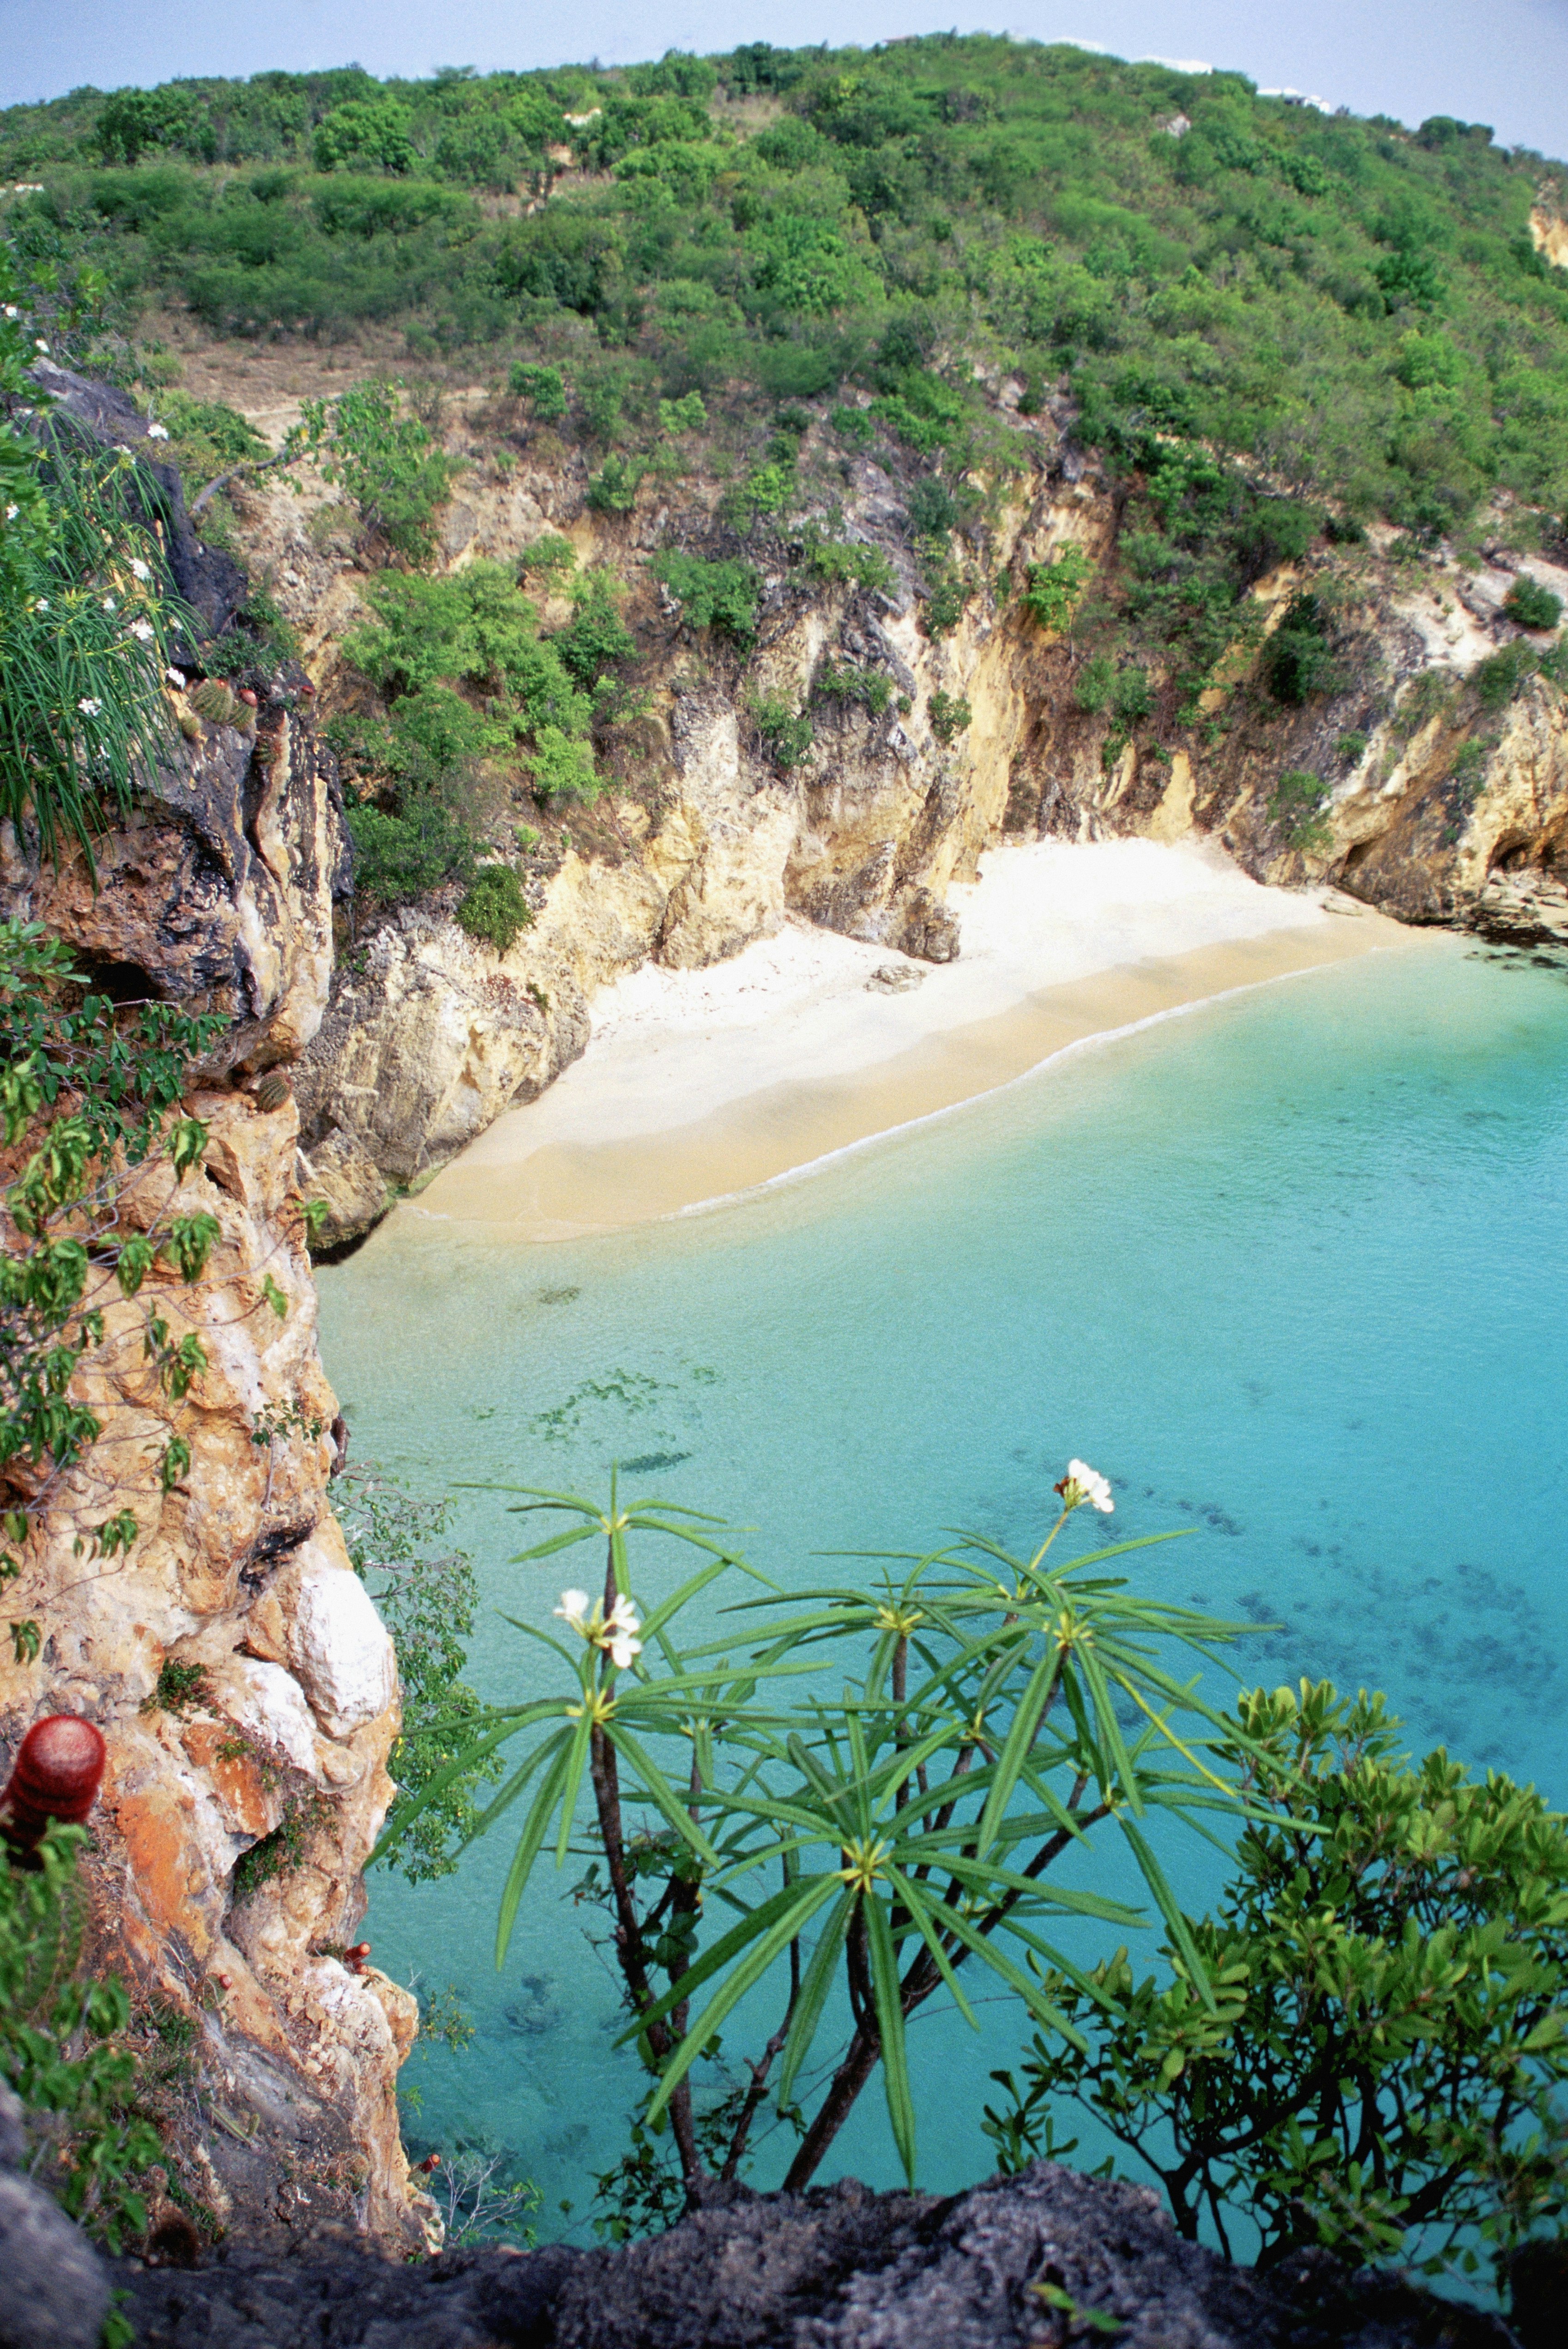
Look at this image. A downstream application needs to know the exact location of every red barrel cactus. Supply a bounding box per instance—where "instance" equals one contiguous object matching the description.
[0,1715,107,1854]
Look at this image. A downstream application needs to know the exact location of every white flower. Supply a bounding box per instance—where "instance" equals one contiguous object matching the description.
[77,696,103,718]
[130,618,154,642]
[146,422,169,440]
[102,596,116,612]
[165,667,186,687]
[130,558,150,581]
[603,1593,643,1671]
[554,1586,643,1670]
[33,597,48,611]
[1055,1458,1114,1515]
[34,338,47,353]
[554,1589,592,1634]
[3,504,17,520]
[2,304,17,319]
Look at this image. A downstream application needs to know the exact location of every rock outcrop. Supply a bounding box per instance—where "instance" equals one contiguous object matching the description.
[112,2162,1525,2349]
[0,672,429,2252]
[252,381,1568,1247]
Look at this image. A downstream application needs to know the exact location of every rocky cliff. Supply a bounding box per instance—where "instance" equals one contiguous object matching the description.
[0,667,432,2252]
[206,373,1568,1247]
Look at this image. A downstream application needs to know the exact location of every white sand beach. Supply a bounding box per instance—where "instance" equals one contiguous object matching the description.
[405,838,1423,1240]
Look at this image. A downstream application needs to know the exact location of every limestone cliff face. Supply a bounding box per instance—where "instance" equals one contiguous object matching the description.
[0,712,430,2251]
[236,385,1567,1244]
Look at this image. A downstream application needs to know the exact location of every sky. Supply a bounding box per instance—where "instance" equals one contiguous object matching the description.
[1,0,1567,163]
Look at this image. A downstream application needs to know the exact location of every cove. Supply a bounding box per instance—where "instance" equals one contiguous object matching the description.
[316,937,1568,2225]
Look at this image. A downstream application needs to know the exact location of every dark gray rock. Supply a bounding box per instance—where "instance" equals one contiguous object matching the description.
[0,2079,112,2349]
[114,2164,1523,2349]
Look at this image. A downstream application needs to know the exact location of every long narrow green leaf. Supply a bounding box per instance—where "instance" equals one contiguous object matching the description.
[885,1866,976,2028]
[495,1737,573,1966]
[506,1524,602,1563]
[1078,1646,1143,1816]
[1117,1816,1216,2013]
[623,1876,813,2041]
[637,1548,744,1645]
[976,1645,1061,1859]
[645,1874,842,2129]
[368,1702,567,1864]
[931,1897,1089,2051]
[606,1724,721,1870]
[863,1893,916,2183]
[554,1704,597,1867]
[778,1889,854,2105]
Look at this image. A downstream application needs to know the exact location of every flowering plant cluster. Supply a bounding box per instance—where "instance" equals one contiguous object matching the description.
[0,248,190,864]
[381,1460,1245,2208]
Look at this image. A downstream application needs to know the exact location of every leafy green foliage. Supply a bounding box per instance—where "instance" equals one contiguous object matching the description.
[651,552,761,647]
[377,1473,1251,2194]
[1263,594,1341,706]
[984,1681,1568,2280]
[586,454,643,514]
[748,693,814,770]
[342,1470,503,1883]
[456,864,531,953]
[800,535,897,596]
[526,725,600,802]
[0,922,225,1626]
[929,688,972,745]
[12,36,1568,550]
[1021,546,1093,634]
[1,1828,160,2247]
[139,1658,212,1716]
[509,361,567,418]
[0,260,189,864]
[335,558,616,892]
[919,571,970,639]
[313,98,416,177]
[299,380,455,566]
[1504,575,1564,631]
[813,659,892,716]
[1269,769,1333,851]
[230,1789,333,1901]
[553,573,637,689]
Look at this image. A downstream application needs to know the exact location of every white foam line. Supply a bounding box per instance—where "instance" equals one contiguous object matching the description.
[664,948,1392,1230]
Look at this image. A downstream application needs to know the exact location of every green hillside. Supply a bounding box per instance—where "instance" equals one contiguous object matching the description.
[3,35,1567,543]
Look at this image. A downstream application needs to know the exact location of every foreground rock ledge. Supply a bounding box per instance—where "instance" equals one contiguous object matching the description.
[111,2164,1520,2349]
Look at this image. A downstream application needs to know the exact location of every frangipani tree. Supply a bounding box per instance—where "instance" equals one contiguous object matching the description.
[378,1464,1254,2201]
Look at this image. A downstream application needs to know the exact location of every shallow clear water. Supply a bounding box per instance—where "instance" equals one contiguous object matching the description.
[317,937,1568,2222]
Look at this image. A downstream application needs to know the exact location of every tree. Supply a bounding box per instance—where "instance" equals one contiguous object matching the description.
[312,98,416,176]
[983,1681,1568,2283]
[340,1470,504,1883]
[380,1464,1250,2204]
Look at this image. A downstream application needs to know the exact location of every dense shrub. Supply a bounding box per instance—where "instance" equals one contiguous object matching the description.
[13,36,1568,544]
[1263,595,1341,705]
[651,551,762,646]
[455,862,531,951]
[984,1681,1568,2281]
[1504,574,1564,630]
[1269,767,1333,849]
[299,380,455,566]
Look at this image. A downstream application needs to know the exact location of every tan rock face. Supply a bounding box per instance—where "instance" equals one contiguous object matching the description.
[254,394,1567,1245]
[0,698,346,1075]
[0,711,428,2250]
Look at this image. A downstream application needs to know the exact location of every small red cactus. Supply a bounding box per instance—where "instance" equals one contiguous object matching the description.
[0,1715,107,1854]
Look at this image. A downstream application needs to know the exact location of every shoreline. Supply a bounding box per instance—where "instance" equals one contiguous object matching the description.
[399,840,1429,1244]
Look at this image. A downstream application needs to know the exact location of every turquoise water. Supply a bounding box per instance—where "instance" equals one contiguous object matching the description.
[317,937,1568,2221]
